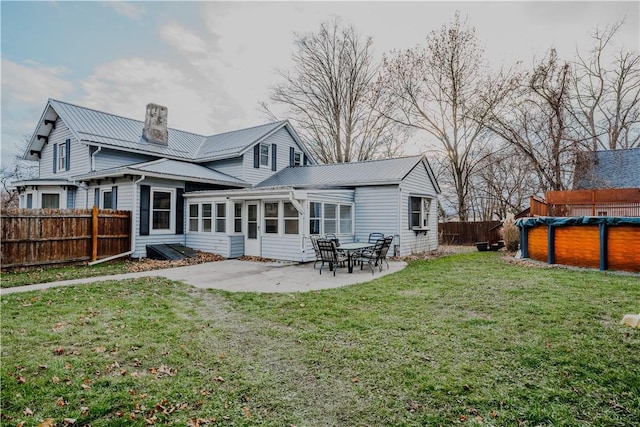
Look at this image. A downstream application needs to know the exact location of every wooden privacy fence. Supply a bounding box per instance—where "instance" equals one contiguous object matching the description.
[530,188,640,217]
[439,221,502,245]
[1,207,131,269]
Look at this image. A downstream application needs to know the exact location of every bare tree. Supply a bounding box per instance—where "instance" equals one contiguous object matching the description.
[572,20,640,150]
[485,49,577,191]
[1,135,38,210]
[471,145,541,220]
[376,12,507,221]
[263,18,404,163]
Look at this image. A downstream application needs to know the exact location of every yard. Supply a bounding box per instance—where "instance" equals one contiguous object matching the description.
[1,252,638,426]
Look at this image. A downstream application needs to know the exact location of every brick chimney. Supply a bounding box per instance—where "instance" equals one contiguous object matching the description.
[142,103,168,145]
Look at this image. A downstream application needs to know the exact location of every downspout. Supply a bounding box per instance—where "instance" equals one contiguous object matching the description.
[131,175,146,255]
[91,146,102,171]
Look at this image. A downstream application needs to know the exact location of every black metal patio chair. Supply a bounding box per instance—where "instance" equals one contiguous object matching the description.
[317,238,348,276]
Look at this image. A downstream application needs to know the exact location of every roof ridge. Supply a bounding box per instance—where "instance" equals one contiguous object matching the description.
[205,120,286,138]
[49,98,207,138]
[297,154,423,168]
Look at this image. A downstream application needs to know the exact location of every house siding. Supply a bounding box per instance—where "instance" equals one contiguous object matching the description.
[241,128,304,185]
[399,162,439,255]
[203,158,244,182]
[94,148,156,171]
[229,235,244,258]
[39,118,91,179]
[354,186,400,242]
[186,234,230,257]
[261,235,304,261]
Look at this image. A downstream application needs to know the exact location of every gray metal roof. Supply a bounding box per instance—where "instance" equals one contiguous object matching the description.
[197,121,288,160]
[27,99,290,162]
[256,155,434,189]
[574,148,640,189]
[73,159,249,187]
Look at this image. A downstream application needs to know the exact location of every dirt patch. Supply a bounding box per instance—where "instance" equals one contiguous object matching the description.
[397,245,476,262]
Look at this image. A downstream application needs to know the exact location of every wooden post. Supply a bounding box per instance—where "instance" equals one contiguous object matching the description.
[92,205,98,261]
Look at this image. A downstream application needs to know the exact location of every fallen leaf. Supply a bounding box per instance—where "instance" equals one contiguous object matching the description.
[94,346,106,353]
[53,322,65,332]
[52,376,60,384]
[53,347,65,355]
[491,410,498,418]
[214,376,225,383]
[243,406,251,418]
[352,377,359,383]
[23,407,34,416]
[56,397,66,407]
[63,418,76,425]
[81,407,90,416]
[16,374,26,384]
[38,418,55,427]
[17,422,26,427]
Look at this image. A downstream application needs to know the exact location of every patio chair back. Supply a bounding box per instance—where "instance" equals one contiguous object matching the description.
[378,236,394,270]
[368,232,385,243]
[357,237,386,274]
[310,235,322,268]
[316,238,347,276]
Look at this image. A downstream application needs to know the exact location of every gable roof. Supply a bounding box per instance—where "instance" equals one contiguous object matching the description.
[255,155,440,192]
[73,159,249,187]
[574,148,640,189]
[24,99,307,163]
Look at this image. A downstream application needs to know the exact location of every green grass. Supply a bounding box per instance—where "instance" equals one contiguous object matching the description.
[1,261,131,288]
[2,252,639,426]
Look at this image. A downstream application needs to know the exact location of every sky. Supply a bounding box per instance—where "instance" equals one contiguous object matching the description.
[1,0,639,168]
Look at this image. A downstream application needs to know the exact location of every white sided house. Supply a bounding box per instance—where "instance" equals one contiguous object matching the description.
[15,99,440,261]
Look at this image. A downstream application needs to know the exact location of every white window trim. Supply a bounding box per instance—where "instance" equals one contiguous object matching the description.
[41,192,62,209]
[202,202,213,233]
[260,143,270,168]
[283,201,300,235]
[58,141,67,172]
[411,196,431,231]
[293,151,302,166]
[215,202,227,233]
[309,201,354,236]
[188,202,200,233]
[150,187,176,234]
[101,189,113,210]
[233,202,243,234]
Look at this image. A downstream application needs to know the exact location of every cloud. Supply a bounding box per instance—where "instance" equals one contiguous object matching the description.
[1,59,76,165]
[77,57,239,135]
[160,22,208,55]
[107,1,145,20]
[1,59,74,105]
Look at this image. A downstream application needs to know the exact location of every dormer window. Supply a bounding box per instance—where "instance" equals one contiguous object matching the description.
[260,144,270,167]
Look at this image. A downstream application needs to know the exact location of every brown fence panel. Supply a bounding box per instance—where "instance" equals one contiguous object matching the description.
[439,221,502,245]
[1,209,131,269]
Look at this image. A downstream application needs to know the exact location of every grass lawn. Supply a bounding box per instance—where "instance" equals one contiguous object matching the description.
[1,252,639,426]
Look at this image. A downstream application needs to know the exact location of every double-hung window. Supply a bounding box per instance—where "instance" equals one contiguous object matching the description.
[215,203,226,233]
[234,203,242,233]
[264,202,278,233]
[310,202,321,234]
[283,202,299,234]
[103,190,113,210]
[202,203,212,232]
[58,142,68,172]
[260,144,270,167]
[410,196,431,230]
[293,152,302,166]
[189,204,199,232]
[151,189,174,232]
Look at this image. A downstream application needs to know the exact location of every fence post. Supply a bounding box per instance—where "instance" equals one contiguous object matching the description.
[599,223,607,271]
[547,225,555,265]
[92,205,98,261]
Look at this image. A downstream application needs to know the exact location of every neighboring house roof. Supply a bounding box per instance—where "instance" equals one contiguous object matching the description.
[24,99,310,163]
[256,155,441,192]
[73,159,249,187]
[574,148,640,189]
